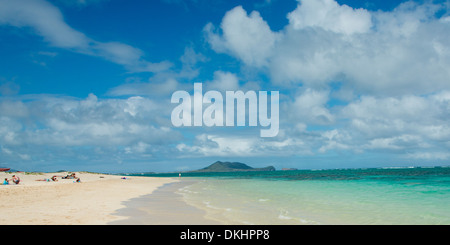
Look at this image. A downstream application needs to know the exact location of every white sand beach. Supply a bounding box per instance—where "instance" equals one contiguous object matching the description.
[0,172,176,225]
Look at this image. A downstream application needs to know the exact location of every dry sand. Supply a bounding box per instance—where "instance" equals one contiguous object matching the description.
[0,171,176,225]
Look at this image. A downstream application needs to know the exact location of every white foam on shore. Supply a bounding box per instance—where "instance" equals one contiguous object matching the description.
[203,200,221,210]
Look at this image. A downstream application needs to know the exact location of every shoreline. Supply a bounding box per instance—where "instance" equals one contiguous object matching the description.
[109,179,222,225]
[0,172,176,225]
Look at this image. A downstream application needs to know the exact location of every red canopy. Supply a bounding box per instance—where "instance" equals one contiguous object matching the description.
[0,168,11,172]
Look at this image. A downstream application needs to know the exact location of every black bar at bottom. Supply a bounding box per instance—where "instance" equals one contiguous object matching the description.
[1,225,446,244]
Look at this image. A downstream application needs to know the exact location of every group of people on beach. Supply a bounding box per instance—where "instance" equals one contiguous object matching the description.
[36,173,81,183]
[64,173,81,183]
[2,173,81,185]
[3,175,20,185]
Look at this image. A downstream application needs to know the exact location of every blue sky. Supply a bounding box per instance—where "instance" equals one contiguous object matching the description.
[1,0,450,173]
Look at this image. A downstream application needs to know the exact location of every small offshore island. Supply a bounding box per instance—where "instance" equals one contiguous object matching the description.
[122,161,276,177]
[189,161,275,173]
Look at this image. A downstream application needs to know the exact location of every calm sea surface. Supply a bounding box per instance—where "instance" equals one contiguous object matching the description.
[139,167,450,224]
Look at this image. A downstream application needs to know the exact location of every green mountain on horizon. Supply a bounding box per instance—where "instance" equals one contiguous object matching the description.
[190,161,276,173]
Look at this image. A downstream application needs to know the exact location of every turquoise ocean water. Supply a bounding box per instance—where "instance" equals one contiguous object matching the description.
[141,167,450,225]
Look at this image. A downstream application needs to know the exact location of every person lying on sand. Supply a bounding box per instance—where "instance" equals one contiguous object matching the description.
[35,178,51,182]
[36,176,58,182]
[62,173,77,179]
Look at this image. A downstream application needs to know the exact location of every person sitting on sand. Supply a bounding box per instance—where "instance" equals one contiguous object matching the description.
[3,178,9,185]
[51,176,58,182]
[11,175,20,185]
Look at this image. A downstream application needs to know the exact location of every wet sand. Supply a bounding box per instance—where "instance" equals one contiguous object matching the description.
[110,179,222,225]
